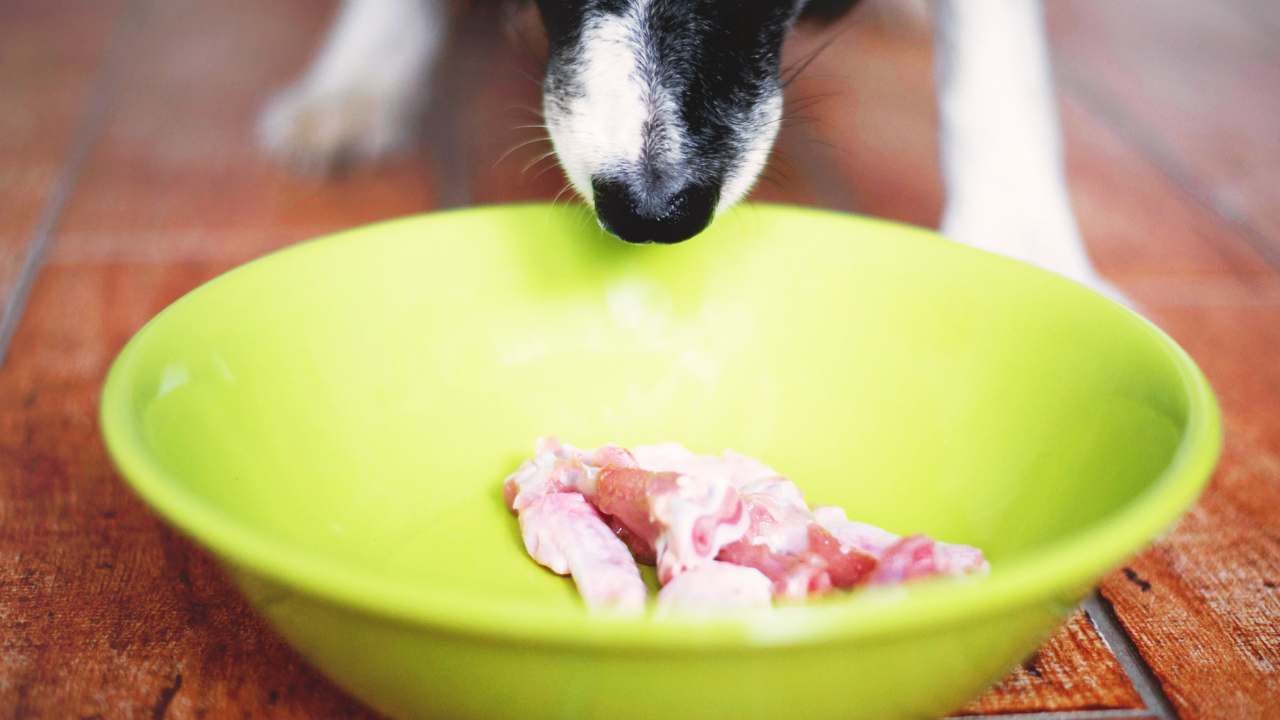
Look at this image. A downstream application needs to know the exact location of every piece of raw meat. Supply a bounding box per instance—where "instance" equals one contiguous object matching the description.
[502,436,637,512]
[655,561,774,614]
[812,506,990,583]
[631,442,779,490]
[596,466,749,583]
[716,477,877,599]
[503,438,989,614]
[517,492,648,613]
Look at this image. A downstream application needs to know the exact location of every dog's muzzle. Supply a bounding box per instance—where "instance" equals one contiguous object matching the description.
[591,177,719,245]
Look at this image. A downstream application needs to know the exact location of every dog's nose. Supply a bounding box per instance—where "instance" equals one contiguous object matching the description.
[591,177,718,245]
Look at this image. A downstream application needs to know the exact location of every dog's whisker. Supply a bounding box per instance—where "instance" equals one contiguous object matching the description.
[530,156,568,182]
[507,105,547,121]
[782,92,839,111]
[550,183,575,209]
[780,20,853,88]
[493,135,553,170]
[764,147,806,182]
[522,149,559,175]
[778,114,831,136]
[574,201,595,230]
[779,116,819,130]
[781,94,836,116]
[511,66,545,89]
[545,183,578,226]
[786,135,854,159]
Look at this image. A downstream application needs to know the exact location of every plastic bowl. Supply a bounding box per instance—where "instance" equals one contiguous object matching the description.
[100,203,1219,720]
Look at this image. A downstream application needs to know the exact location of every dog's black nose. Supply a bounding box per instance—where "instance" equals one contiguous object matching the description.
[591,177,718,245]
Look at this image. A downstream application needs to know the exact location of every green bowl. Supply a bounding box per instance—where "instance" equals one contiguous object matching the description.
[100,203,1219,720]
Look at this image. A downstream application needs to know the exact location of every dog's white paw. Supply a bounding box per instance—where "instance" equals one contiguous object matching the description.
[257,82,418,174]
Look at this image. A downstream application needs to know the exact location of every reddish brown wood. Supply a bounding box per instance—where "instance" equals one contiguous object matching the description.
[1097,428,1280,720]
[1093,301,1280,720]
[0,264,383,719]
[1150,305,1280,456]
[953,611,1145,716]
[50,0,439,266]
[1046,0,1280,259]
[0,0,127,309]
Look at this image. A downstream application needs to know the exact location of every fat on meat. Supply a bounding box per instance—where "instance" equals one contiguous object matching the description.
[596,466,749,584]
[717,477,877,599]
[655,561,773,614]
[517,492,649,613]
[502,436,637,512]
[812,506,990,583]
[631,442,779,490]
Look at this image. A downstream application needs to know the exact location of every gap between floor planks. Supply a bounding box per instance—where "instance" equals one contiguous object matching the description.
[0,0,153,368]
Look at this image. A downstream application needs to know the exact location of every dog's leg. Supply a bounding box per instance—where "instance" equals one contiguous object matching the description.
[258,0,447,173]
[932,0,1123,301]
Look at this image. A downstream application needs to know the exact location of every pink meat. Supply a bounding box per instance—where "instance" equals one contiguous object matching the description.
[631,442,779,490]
[813,506,989,583]
[502,437,637,512]
[872,534,990,584]
[716,478,877,599]
[655,561,774,614]
[517,492,648,613]
[503,438,989,613]
[596,466,749,584]
[810,506,903,557]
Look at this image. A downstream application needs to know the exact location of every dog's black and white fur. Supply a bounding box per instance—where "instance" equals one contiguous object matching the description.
[259,0,1118,298]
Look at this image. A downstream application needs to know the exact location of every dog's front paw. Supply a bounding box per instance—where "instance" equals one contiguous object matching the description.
[257,83,417,174]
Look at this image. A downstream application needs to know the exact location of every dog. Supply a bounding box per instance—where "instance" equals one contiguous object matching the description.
[258,0,1119,299]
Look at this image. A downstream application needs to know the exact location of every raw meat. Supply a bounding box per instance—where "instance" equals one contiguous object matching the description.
[655,561,774,614]
[596,466,749,583]
[631,442,779,490]
[502,438,989,613]
[502,436,637,512]
[517,493,649,613]
[813,506,990,582]
[716,478,877,599]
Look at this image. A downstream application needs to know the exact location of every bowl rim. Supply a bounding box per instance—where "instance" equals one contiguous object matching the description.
[99,202,1222,649]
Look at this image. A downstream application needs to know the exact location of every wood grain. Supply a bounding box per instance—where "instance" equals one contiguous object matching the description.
[952,611,1144,716]
[0,0,127,312]
[49,0,439,265]
[1098,428,1280,720]
[0,263,384,720]
[1093,301,1280,720]
[1046,0,1280,262]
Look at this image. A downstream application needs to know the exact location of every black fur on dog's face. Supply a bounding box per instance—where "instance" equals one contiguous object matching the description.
[534,0,808,244]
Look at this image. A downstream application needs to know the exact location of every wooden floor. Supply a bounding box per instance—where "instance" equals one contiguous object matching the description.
[2,0,1278,718]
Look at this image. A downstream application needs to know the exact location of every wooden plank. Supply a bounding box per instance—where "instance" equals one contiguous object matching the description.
[776,6,1277,292]
[953,611,1145,716]
[0,0,128,320]
[774,15,945,225]
[1046,0,1280,265]
[1098,424,1280,720]
[49,0,439,265]
[0,263,383,720]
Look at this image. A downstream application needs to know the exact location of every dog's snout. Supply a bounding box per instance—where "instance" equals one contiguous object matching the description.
[592,177,718,245]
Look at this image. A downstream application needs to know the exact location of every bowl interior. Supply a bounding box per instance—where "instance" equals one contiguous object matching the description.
[106,203,1211,633]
